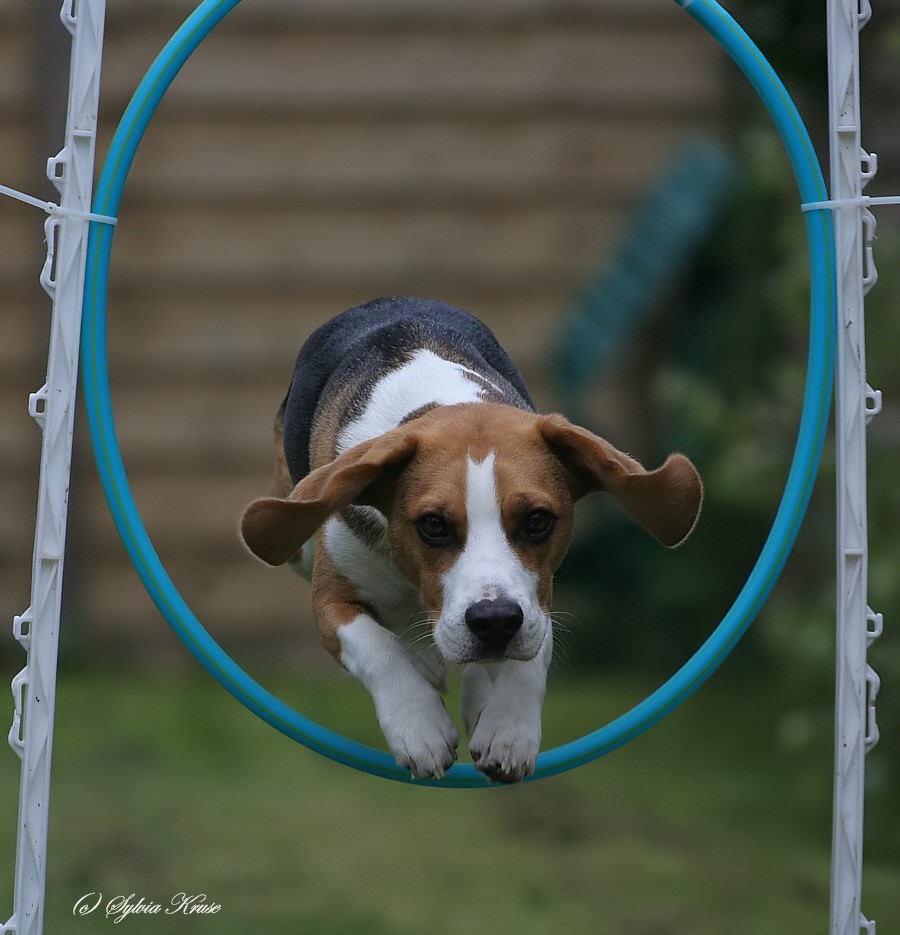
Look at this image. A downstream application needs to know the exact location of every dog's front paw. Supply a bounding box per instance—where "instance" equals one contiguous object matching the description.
[469,708,541,783]
[380,698,459,780]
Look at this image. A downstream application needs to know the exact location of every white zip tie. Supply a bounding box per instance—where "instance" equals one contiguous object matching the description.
[0,182,117,226]
[802,193,900,212]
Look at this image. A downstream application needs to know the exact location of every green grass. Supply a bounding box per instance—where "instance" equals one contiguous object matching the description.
[0,666,896,934]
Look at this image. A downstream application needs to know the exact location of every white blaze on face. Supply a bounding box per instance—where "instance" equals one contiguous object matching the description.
[434,452,548,663]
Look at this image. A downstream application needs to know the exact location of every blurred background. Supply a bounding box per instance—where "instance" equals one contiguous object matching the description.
[2,0,898,931]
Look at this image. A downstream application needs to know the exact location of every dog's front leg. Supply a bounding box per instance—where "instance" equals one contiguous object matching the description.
[334,613,459,779]
[311,542,458,779]
[462,630,552,783]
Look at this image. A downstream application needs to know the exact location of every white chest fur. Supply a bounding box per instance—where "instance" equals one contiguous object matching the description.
[323,515,418,625]
[337,349,494,454]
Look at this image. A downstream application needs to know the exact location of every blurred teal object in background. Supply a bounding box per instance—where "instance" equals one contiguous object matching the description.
[556,137,737,417]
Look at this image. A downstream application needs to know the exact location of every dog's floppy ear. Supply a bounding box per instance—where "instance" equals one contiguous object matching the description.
[539,414,702,548]
[240,428,418,566]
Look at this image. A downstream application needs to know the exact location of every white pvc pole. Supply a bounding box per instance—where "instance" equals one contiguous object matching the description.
[2,2,107,933]
[827,1,882,933]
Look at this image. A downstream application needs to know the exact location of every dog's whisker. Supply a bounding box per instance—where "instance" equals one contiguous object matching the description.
[550,628,575,672]
[548,612,579,670]
[408,627,436,645]
[548,613,580,640]
[400,615,433,640]
[402,622,431,640]
[400,612,441,653]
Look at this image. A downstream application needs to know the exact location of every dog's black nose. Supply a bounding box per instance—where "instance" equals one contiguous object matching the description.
[465,598,523,651]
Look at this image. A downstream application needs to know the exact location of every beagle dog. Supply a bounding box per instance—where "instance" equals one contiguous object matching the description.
[241,296,702,782]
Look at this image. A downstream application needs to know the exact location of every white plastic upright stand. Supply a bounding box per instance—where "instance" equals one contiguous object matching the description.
[827,1,883,933]
[2,2,107,933]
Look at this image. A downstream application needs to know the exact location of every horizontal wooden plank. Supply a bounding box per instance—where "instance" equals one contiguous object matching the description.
[103,297,324,378]
[81,379,280,470]
[0,34,28,110]
[82,471,277,554]
[0,473,39,560]
[0,391,45,469]
[99,23,720,116]
[81,551,323,655]
[0,212,50,283]
[105,202,618,294]
[71,473,321,650]
[81,369,562,478]
[102,291,568,381]
[0,0,26,23]
[120,114,713,206]
[0,298,50,380]
[0,119,32,189]
[105,0,690,28]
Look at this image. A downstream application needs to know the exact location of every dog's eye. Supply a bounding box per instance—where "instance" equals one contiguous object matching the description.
[522,509,556,543]
[416,513,454,546]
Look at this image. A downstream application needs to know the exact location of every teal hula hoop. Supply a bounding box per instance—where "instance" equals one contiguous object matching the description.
[81,0,836,787]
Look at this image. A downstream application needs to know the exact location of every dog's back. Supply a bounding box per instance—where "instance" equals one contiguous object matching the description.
[280,296,536,482]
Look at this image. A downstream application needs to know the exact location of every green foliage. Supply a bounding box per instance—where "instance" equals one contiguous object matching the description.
[557,16,900,855]
[737,0,828,103]
[556,126,816,672]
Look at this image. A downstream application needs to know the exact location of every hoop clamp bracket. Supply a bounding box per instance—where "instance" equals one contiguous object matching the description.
[27,387,49,430]
[864,385,882,423]
[7,670,27,760]
[864,607,883,756]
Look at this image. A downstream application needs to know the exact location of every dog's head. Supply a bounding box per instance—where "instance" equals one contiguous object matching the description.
[241,403,702,664]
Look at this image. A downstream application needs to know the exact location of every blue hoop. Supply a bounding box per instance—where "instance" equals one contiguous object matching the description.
[81,0,835,787]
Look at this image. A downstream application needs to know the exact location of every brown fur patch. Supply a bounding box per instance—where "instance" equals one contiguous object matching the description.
[308,377,358,472]
[270,407,294,498]
[310,538,376,659]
